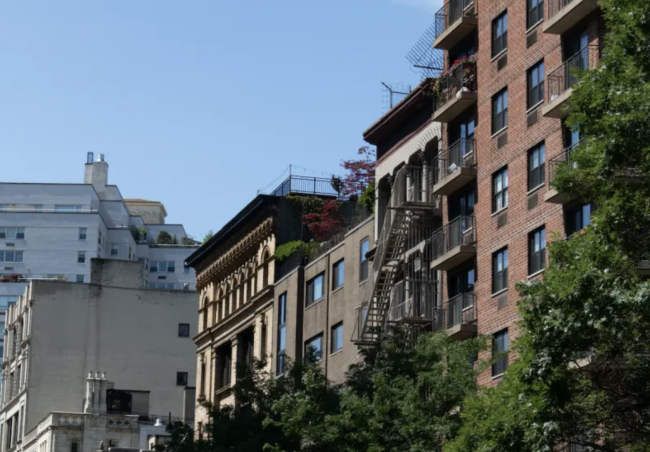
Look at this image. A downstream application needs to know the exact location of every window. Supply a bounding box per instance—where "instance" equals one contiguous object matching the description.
[529,227,547,275]
[305,334,323,362]
[360,238,369,282]
[76,274,85,283]
[110,243,119,256]
[33,205,43,212]
[98,231,102,246]
[217,344,232,388]
[332,259,345,290]
[77,251,86,264]
[178,323,190,337]
[331,322,343,353]
[55,205,82,212]
[0,251,24,263]
[79,228,87,240]
[492,248,509,293]
[184,265,190,274]
[306,273,324,307]
[492,11,508,57]
[150,261,176,273]
[527,0,544,28]
[0,227,25,240]
[527,61,545,108]
[71,442,79,452]
[492,167,509,212]
[568,204,592,234]
[149,282,176,289]
[0,296,18,308]
[277,293,287,375]
[492,88,508,133]
[492,329,509,376]
[176,371,188,386]
[528,143,546,190]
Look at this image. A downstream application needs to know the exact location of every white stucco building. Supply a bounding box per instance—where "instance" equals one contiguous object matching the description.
[0,259,197,452]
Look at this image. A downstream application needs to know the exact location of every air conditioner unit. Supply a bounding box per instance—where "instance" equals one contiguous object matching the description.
[448,163,458,173]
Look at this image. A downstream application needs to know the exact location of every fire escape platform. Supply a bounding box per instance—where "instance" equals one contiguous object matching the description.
[433,167,477,196]
[542,88,573,119]
[432,91,478,123]
[431,245,476,271]
[433,16,478,50]
[543,0,599,35]
[447,323,478,341]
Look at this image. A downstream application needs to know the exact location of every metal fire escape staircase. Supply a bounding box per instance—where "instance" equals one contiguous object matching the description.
[354,165,440,346]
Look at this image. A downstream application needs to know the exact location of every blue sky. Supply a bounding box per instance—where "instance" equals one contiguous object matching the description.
[0,0,441,238]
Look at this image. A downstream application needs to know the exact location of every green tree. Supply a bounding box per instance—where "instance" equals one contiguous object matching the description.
[202,230,215,244]
[157,230,173,244]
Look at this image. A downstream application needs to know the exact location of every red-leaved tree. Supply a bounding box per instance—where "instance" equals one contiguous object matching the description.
[303,200,346,242]
[337,146,376,196]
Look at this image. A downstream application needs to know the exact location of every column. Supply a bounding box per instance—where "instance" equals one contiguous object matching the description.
[210,348,217,400]
[230,336,239,386]
[419,151,430,204]
[405,167,412,202]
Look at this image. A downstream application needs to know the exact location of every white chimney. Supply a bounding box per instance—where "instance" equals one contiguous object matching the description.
[84,371,94,413]
[84,154,109,193]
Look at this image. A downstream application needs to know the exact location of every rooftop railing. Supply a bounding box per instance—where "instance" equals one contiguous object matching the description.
[434,138,476,184]
[547,45,600,102]
[434,0,477,39]
[265,175,342,198]
[432,215,476,260]
[435,61,477,110]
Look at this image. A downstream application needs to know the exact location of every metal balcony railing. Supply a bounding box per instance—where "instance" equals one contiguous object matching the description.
[547,46,600,102]
[432,215,476,259]
[436,62,477,110]
[388,279,439,323]
[446,292,476,328]
[434,138,476,184]
[265,175,342,198]
[434,0,477,39]
[547,0,582,21]
[547,138,584,186]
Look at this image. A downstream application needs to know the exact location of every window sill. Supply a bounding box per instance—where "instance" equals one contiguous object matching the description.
[526,101,544,114]
[305,298,324,311]
[491,126,508,139]
[491,207,508,217]
[526,20,544,34]
[332,286,345,295]
[359,279,368,287]
[528,268,546,279]
[491,288,508,298]
[490,49,507,62]
[330,349,343,357]
[491,373,505,380]
[527,184,545,195]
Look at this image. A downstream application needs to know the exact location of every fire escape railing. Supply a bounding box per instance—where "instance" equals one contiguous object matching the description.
[434,0,477,39]
[434,138,476,184]
[432,215,476,260]
[547,45,601,102]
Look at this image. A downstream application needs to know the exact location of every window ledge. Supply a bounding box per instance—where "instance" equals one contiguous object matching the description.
[528,268,546,279]
[491,207,508,217]
[526,20,544,34]
[359,279,368,287]
[527,184,545,195]
[491,373,505,380]
[305,298,324,311]
[331,286,345,295]
[491,126,508,139]
[490,49,508,62]
[330,350,343,357]
[526,101,544,114]
[491,288,508,298]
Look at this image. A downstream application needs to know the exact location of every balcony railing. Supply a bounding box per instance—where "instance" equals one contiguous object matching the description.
[388,279,439,323]
[547,46,600,103]
[435,62,477,111]
[447,292,476,328]
[432,215,476,260]
[547,139,584,186]
[263,175,342,198]
[434,138,476,184]
[434,0,477,40]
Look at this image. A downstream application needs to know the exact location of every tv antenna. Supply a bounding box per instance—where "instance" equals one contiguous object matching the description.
[381,82,411,112]
[406,22,444,79]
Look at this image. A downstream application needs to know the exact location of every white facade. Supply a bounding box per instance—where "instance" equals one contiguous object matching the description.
[0,154,199,292]
[0,259,197,452]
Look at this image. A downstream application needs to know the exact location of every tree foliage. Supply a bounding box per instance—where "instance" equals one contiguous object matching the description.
[302,200,347,242]
[338,146,376,198]
[157,230,173,244]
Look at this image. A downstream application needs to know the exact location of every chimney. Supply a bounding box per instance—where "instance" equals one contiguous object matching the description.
[84,371,94,413]
[84,371,108,414]
[98,372,107,413]
[84,153,109,191]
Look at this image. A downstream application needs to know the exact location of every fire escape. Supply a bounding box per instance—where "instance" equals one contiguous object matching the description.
[354,165,441,345]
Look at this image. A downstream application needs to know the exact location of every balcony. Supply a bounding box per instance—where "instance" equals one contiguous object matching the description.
[432,60,477,123]
[388,279,441,327]
[433,138,477,196]
[544,140,582,204]
[543,0,599,35]
[433,0,478,50]
[446,293,477,340]
[543,46,600,119]
[431,216,476,271]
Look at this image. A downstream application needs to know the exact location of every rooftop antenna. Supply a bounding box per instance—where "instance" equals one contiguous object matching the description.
[381,82,412,112]
[406,22,445,79]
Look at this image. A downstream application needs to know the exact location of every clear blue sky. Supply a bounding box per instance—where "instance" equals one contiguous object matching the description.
[0,0,441,238]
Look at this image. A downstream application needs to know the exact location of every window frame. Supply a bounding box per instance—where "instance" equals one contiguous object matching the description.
[76,274,85,283]
[528,227,547,275]
[528,142,546,190]
[527,0,544,29]
[304,334,323,362]
[0,227,25,240]
[77,251,86,264]
[492,167,509,213]
[79,228,87,240]
[332,259,345,290]
[178,323,190,337]
[492,247,509,294]
[176,371,189,386]
[492,11,508,57]
[110,243,119,256]
[360,238,370,282]
[492,329,509,377]
[330,322,343,354]
[527,61,545,108]
[306,273,325,307]
[492,88,509,133]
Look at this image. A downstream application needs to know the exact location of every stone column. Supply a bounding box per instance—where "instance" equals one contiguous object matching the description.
[230,336,239,386]
[405,167,412,202]
[419,151,430,203]
[210,348,217,402]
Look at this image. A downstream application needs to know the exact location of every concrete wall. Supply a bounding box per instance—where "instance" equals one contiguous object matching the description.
[16,280,197,432]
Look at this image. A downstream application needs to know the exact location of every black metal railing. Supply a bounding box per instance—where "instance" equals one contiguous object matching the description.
[432,215,476,259]
[434,0,477,39]
[434,138,476,184]
[547,0,583,21]
[547,139,584,186]
[267,175,342,198]
[435,62,477,110]
[447,292,476,328]
[547,46,600,102]
[137,414,192,426]
[388,279,439,323]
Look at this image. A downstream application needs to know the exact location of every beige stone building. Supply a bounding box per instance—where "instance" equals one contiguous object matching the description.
[0,259,197,452]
